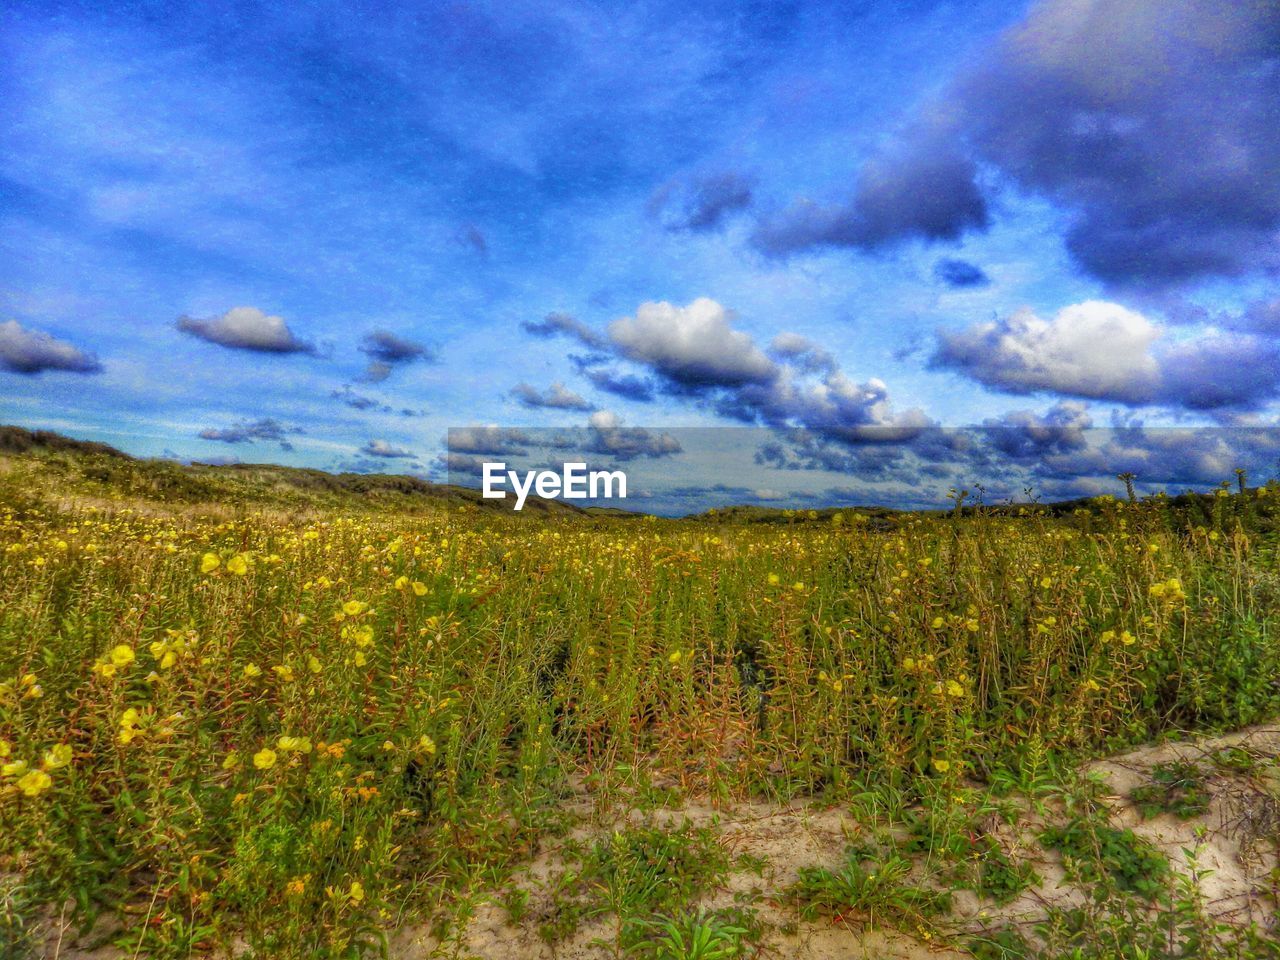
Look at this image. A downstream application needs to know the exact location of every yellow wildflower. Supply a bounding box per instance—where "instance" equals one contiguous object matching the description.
[253,748,277,770]
[200,552,221,573]
[17,769,52,797]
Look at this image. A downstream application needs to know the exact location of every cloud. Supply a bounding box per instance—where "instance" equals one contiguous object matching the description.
[651,171,754,232]
[982,401,1092,460]
[583,367,655,402]
[753,1,1280,288]
[0,320,102,374]
[177,306,315,354]
[583,410,682,460]
[521,311,610,350]
[768,332,836,375]
[361,439,414,458]
[511,381,594,411]
[358,329,434,382]
[540,298,931,450]
[933,301,1161,403]
[608,298,777,389]
[933,258,990,289]
[198,418,303,448]
[446,426,531,455]
[752,124,988,255]
[933,299,1280,410]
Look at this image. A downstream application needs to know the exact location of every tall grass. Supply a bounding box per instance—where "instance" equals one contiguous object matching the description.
[1,465,1278,956]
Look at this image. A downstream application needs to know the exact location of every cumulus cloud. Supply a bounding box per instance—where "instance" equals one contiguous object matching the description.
[511,381,594,411]
[583,411,682,460]
[177,306,315,354]
[608,298,777,389]
[521,312,610,350]
[933,299,1280,410]
[934,259,990,289]
[754,0,1280,288]
[0,320,102,375]
[934,301,1162,402]
[651,171,754,232]
[361,439,414,458]
[198,418,303,449]
[358,329,434,382]
[982,401,1092,460]
[446,426,531,456]
[537,298,932,451]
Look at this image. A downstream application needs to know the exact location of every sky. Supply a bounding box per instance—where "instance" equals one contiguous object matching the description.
[2,0,1279,508]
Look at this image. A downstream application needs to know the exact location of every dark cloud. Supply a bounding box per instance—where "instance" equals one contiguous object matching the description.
[982,402,1092,460]
[0,320,102,375]
[651,172,754,232]
[360,439,414,458]
[583,367,655,403]
[753,1,1280,289]
[933,300,1280,411]
[752,126,988,255]
[198,418,303,447]
[177,307,315,354]
[521,312,610,350]
[359,329,434,382]
[510,381,594,411]
[933,258,990,289]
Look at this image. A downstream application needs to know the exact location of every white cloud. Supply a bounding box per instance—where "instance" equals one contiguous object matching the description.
[0,319,102,375]
[608,298,777,388]
[177,306,314,354]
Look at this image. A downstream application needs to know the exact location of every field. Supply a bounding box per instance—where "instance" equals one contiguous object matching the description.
[3,433,1280,959]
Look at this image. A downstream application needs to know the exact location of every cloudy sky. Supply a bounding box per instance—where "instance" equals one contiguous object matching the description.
[2,0,1278,505]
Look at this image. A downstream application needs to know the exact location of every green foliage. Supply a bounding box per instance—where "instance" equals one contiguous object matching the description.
[1130,762,1211,820]
[1040,819,1169,900]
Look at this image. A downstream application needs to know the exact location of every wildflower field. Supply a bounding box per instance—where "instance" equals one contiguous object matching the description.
[3,440,1280,959]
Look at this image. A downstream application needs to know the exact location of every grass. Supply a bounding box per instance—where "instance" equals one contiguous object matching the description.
[1,434,1280,956]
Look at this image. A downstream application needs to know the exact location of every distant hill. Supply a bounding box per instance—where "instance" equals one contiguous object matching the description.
[0,424,584,517]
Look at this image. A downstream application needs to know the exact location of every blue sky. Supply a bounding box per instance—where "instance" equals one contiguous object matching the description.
[2,0,1278,504]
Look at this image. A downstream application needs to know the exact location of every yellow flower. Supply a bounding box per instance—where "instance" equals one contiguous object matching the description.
[109,644,136,668]
[931,758,951,773]
[348,881,364,903]
[200,552,221,573]
[42,744,72,770]
[668,650,682,664]
[394,575,409,590]
[767,573,780,585]
[253,748,277,770]
[277,736,313,754]
[417,735,436,755]
[343,600,367,616]
[273,665,295,682]
[945,679,964,698]
[17,769,52,797]
[243,663,262,678]
[226,554,249,576]
[307,655,323,674]
[0,740,8,759]
[412,581,428,596]
[222,753,240,770]
[3,760,29,778]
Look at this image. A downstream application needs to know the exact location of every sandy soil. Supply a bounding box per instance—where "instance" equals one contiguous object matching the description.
[37,724,1280,960]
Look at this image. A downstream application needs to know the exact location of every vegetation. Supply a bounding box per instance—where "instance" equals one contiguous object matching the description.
[1,430,1279,957]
